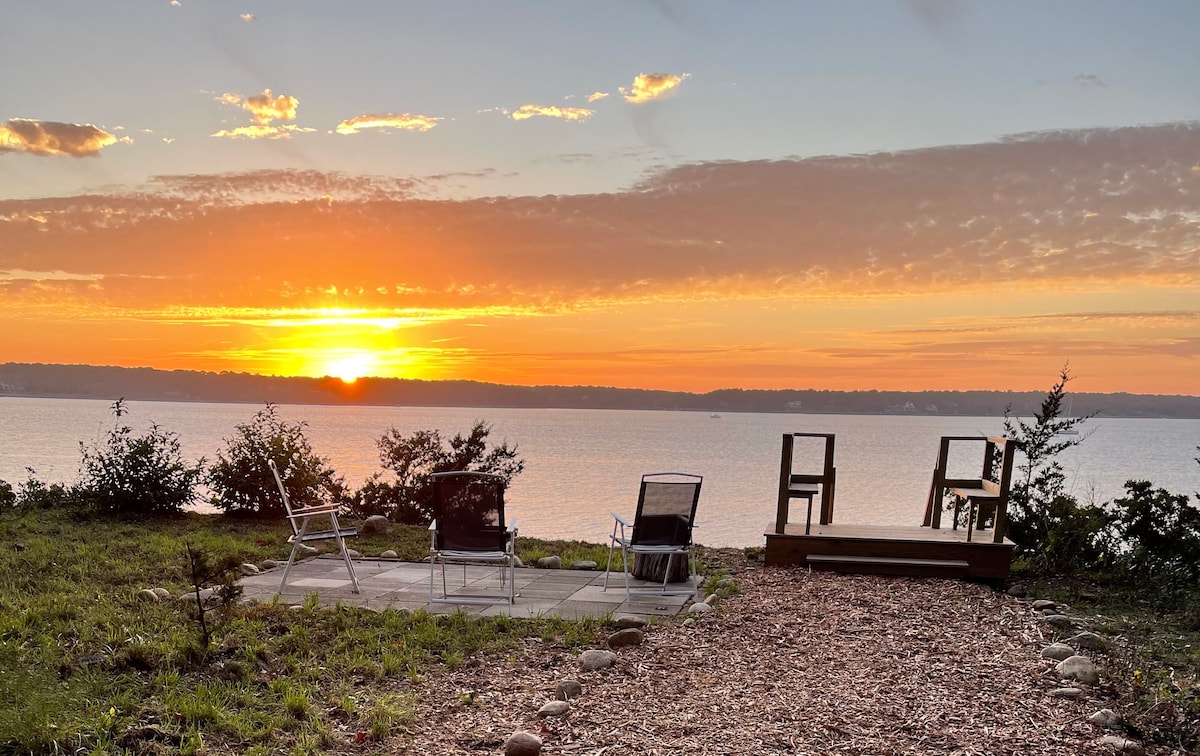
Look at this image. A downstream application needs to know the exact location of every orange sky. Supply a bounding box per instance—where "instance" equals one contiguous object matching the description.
[2,125,1199,395]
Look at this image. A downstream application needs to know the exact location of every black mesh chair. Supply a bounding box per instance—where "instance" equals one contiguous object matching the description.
[604,472,703,598]
[428,471,517,605]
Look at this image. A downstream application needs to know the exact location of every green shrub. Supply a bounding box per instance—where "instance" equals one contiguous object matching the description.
[208,403,346,517]
[76,399,203,515]
[0,479,14,509]
[351,420,523,524]
[1111,480,1200,607]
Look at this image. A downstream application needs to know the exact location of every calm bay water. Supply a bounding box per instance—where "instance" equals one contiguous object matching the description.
[2,396,1197,548]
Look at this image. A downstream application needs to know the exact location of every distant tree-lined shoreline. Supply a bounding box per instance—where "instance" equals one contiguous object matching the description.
[2,362,1199,418]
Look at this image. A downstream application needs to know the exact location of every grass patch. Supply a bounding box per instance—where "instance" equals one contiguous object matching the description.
[0,506,609,753]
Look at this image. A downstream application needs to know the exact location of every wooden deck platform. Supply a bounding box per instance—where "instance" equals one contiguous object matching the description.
[763,521,1015,580]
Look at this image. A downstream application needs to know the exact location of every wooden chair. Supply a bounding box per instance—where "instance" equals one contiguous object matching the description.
[775,433,836,534]
[428,471,517,606]
[923,436,1019,543]
[268,459,360,594]
[603,472,703,598]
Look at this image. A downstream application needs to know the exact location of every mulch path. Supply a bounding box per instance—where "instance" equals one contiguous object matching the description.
[393,566,1122,755]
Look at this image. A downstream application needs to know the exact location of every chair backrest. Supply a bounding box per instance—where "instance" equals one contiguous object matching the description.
[267,458,300,536]
[430,471,508,552]
[631,472,703,547]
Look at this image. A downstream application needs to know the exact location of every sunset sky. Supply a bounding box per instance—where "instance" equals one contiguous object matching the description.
[2,1,1198,394]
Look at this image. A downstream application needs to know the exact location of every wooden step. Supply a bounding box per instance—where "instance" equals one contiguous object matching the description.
[805,554,970,578]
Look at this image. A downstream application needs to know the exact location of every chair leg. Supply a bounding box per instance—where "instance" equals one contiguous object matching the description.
[621,543,632,599]
[661,553,675,591]
[603,539,616,592]
[329,517,359,593]
[279,516,312,593]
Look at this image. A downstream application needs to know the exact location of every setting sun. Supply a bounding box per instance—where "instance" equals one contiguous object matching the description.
[326,352,376,384]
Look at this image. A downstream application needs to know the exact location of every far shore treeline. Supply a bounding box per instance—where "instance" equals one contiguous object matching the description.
[3,362,1200,418]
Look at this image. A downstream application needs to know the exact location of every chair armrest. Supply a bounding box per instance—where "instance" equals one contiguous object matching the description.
[506,518,517,532]
[288,504,341,519]
[610,513,631,527]
[429,519,438,531]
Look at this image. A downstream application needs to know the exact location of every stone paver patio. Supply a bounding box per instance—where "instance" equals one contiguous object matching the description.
[238,556,699,620]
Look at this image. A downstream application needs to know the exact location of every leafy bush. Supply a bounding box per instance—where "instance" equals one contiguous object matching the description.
[208,403,346,517]
[351,421,524,524]
[1110,480,1200,607]
[0,479,13,509]
[76,399,203,515]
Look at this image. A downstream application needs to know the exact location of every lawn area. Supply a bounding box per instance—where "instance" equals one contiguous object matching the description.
[0,507,623,754]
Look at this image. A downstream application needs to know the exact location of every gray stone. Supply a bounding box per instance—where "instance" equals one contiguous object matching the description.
[536,556,562,569]
[1088,709,1121,728]
[344,548,361,559]
[380,549,398,559]
[239,563,260,576]
[1041,643,1075,661]
[571,560,598,570]
[555,680,583,701]
[704,592,720,606]
[1032,599,1058,611]
[260,560,279,570]
[1005,582,1027,597]
[606,628,644,648]
[578,649,617,671]
[504,731,542,756]
[362,515,391,535]
[137,588,160,603]
[1098,734,1144,755]
[1049,687,1083,699]
[681,617,696,627]
[297,545,319,556]
[513,556,524,567]
[613,614,647,629]
[1045,614,1073,629]
[151,587,170,599]
[687,602,713,615]
[1068,631,1107,651]
[537,700,569,718]
[1056,655,1100,686]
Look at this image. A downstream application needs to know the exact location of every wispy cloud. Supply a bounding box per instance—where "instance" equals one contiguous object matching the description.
[509,104,593,122]
[335,113,441,135]
[587,91,610,103]
[210,124,316,140]
[240,13,256,22]
[1074,73,1106,87]
[620,72,690,103]
[0,119,122,157]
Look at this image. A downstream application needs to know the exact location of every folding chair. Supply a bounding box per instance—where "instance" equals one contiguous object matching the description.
[604,472,703,598]
[428,471,517,606]
[269,458,359,594]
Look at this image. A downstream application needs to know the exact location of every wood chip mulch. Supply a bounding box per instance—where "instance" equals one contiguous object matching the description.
[392,568,1124,755]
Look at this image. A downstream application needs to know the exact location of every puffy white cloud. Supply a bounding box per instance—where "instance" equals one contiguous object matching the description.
[0,119,121,157]
[620,72,689,103]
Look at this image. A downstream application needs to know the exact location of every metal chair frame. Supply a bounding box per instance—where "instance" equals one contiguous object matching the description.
[269,458,359,594]
[428,471,517,606]
[603,472,703,598]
